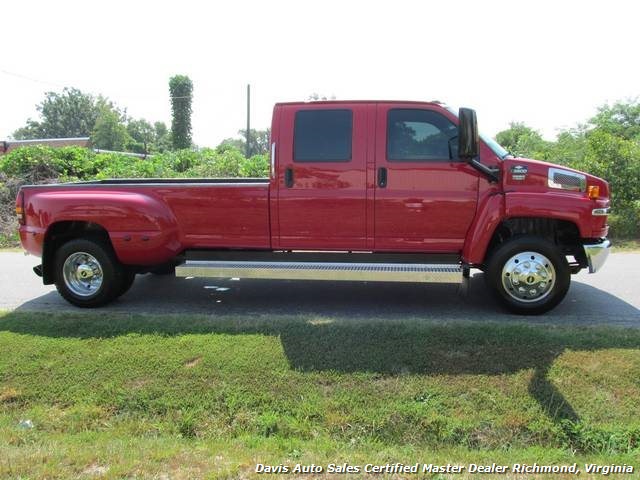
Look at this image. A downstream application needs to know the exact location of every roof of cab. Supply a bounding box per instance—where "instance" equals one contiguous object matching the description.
[275,100,446,107]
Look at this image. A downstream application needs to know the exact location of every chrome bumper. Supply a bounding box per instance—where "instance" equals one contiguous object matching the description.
[583,239,611,273]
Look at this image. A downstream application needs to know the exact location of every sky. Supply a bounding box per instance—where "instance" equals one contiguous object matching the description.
[1,0,638,147]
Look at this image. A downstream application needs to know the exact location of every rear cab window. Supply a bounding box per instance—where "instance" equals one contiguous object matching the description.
[294,109,353,162]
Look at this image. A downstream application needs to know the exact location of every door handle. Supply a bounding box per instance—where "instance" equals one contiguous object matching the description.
[377,167,387,188]
[285,167,294,188]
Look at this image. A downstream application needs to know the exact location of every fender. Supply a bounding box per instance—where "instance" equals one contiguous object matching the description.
[504,191,598,238]
[462,190,594,266]
[26,188,182,265]
[462,192,505,265]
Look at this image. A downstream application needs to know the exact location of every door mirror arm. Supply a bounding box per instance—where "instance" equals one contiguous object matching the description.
[469,158,501,183]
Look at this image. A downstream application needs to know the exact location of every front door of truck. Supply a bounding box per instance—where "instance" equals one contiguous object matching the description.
[277,104,368,249]
[374,104,479,252]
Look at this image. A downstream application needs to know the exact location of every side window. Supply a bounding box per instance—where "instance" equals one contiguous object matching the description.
[387,109,458,161]
[294,109,352,162]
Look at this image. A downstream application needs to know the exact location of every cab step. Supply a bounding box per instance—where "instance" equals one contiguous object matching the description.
[175,260,462,283]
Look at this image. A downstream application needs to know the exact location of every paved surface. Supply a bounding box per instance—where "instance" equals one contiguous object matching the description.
[1,251,638,326]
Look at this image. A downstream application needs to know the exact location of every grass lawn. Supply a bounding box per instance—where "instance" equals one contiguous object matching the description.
[1,311,639,479]
[0,231,19,250]
[612,238,640,252]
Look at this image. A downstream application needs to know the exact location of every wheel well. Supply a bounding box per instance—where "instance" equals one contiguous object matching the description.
[485,217,585,267]
[42,221,112,284]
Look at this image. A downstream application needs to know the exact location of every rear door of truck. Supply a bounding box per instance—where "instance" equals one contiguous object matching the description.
[374,103,480,252]
[275,103,368,250]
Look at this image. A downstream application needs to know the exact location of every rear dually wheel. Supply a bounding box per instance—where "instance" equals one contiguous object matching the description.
[54,238,126,308]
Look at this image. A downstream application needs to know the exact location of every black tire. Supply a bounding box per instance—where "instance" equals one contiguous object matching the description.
[486,235,570,315]
[149,263,175,275]
[116,270,136,298]
[54,238,125,308]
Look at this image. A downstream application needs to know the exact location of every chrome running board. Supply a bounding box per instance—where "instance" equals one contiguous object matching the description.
[175,260,462,283]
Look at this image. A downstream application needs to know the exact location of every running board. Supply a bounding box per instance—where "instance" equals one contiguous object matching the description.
[175,261,462,283]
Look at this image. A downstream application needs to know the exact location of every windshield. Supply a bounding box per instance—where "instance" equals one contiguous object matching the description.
[479,132,510,159]
[444,105,510,160]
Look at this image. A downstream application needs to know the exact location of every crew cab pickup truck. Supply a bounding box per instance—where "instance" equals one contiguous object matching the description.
[16,101,611,314]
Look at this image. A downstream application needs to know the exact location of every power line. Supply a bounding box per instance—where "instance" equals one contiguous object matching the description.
[0,68,195,101]
[0,68,66,88]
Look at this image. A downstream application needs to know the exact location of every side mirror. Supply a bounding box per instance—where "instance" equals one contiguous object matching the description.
[458,107,479,160]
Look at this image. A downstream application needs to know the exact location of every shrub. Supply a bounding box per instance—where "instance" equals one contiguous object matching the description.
[182,148,245,178]
[1,145,64,181]
[0,173,22,247]
[241,154,270,177]
[92,153,175,179]
[609,201,640,239]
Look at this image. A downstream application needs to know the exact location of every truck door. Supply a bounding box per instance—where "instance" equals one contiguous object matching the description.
[276,104,368,249]
[374,104,479,252]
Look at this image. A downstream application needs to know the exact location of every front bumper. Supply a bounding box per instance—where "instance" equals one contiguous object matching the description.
[583,239,611,273]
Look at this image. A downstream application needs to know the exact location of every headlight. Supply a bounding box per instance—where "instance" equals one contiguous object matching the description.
[548,167,586,192]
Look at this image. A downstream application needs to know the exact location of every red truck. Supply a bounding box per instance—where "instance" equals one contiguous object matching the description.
[15,101,611,314]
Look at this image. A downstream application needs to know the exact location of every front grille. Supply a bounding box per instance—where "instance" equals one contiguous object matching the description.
[548,168,585,192]
[553,172,582,188]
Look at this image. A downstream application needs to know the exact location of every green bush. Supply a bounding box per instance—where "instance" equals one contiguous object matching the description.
[241,154,270,177]
[0,145,269,182]
[608,201,640,239]
[92,153,175,179]
[0,145,92,181]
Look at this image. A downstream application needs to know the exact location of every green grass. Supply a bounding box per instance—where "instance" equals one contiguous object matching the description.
[0,231,19,249]
[1,311,639,479]
[612,238,640,252]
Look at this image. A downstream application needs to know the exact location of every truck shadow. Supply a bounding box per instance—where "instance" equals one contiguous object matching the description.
[4,276,640,428]
[13,271,640,324]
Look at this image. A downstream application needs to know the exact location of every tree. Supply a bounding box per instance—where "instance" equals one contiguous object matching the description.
[12,119,44,140]
[580,130,640,205]
[154,122,172,153]
[544,126,588,167]
[216,137,243,153]
[92,107,129,151]
[126,119,155,154]
[125,119,172,154]
[12,86,172,154]
[589,99,640,141]
[495,122,550,159]
[218,128,270,156]
[169,75,193,149]
[13,87,101,139]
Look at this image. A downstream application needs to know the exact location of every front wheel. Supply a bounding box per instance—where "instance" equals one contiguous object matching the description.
[486,236,570,315]
[54,238,126,308]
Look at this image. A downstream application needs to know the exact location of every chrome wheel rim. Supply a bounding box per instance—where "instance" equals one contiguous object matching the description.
[501,251,555,303]
[62,252,103,297]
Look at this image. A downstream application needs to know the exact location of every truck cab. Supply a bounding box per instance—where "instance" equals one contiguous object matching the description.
[273,102,482,252]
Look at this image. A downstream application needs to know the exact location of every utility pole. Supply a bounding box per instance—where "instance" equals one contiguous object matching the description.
[246,84,251,158]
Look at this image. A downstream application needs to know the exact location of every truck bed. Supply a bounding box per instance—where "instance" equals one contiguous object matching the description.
[19,178,272,265]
